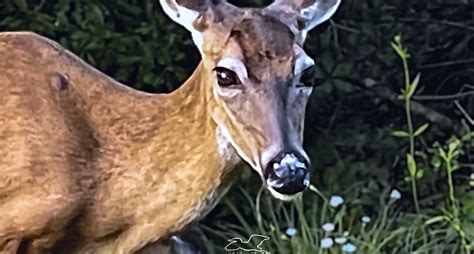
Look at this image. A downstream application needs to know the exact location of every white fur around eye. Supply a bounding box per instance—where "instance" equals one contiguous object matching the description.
[216,58,248,80]
[213,84,240,98]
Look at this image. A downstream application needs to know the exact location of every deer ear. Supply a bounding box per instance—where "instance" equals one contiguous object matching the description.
[297,0,341,32]
[159,0,224,48]
[265,0,341,44]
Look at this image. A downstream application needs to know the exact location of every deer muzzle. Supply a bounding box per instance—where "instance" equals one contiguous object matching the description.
[264,152,310,195]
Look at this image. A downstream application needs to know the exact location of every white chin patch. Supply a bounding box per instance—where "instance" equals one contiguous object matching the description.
[267,187,301,201]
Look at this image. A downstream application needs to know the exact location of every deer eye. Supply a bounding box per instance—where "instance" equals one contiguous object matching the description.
[213,67,241,87]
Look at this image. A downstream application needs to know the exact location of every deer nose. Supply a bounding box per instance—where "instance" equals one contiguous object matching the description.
[264,152,310,195]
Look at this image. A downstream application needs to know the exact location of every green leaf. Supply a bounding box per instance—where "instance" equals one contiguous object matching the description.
[438,148,448,161]
[391,42,405,58]
[414,123,429,137]
[333,63,353,76]
[425,215,447,225]
[461,132,473,142]
[392,130,410,138]
[394,34,402,44]
[334,80,354,93]
[117,56,142,65]
[431,155,441,169]
[13,0,28,11]
[90,4,104,25]
[416,169,424,179]
[407,154,417,177]
[451,161,461,172]
[448,139,461,156]
[407,73,421,98]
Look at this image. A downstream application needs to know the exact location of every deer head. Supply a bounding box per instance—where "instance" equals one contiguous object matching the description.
[160,0,341,200]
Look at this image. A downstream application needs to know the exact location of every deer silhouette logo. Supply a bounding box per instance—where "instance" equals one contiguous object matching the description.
[224,234,271,253]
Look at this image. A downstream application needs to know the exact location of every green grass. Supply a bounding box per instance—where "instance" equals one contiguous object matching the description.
[203,185,469,253]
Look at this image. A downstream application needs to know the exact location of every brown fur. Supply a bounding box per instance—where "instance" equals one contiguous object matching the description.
[232,13,295,81]
[0,32,240,253]
[0,0,340,252]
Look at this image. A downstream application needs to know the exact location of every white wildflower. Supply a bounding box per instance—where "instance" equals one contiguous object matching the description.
[361,216,371,224]
[329,195,344,208]
[335,236,348,244]
[285,227,297,236]
[390,189,401,200]
[342,243,357,253]
[320,237,334,249]
[322,223,335,232]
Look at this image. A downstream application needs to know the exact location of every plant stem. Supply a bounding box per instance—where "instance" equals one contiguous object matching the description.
[446,159,456,211]
[401,53,415,157]
[406,100,420,213]
[444,149,469,253]
[402,52,420,214]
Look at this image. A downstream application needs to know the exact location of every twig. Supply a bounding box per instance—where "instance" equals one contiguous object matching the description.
[454,100,474,126]
[418,59,474,70]
[343,77,457,130]
[395,18,474,33]
[326,97,343,132]
[413,90,474,101]
[331,22,362,34]
[370,85,456,130]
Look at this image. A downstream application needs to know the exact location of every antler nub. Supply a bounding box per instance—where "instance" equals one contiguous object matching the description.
[265,0,341,44]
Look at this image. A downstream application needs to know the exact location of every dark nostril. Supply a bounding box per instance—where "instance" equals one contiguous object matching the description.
[270,169,309,195]
[265,152,309,177]
[264,152,310,195]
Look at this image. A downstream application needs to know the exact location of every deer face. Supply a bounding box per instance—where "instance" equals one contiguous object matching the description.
[160,0,341,200]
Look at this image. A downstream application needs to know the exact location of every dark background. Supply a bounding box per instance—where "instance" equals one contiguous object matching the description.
[1,0,473,252]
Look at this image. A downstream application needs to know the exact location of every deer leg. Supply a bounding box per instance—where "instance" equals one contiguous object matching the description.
[135,236,203,254]
[26,230,70,254]
[135,228,212,254]
[0,236,21,254]
[0,189,80,254]
[170,229,212,254]
[135,240,172,254]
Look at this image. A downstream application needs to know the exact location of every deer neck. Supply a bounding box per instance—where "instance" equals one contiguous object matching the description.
[93,61,241,222]
[91,60,239,167]
[150,61,241,173]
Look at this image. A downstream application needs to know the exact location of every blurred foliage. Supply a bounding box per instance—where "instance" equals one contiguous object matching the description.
[1,0,473,252]
[1,0,199,92]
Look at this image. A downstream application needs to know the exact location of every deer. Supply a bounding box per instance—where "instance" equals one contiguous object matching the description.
[0,0,341,253]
